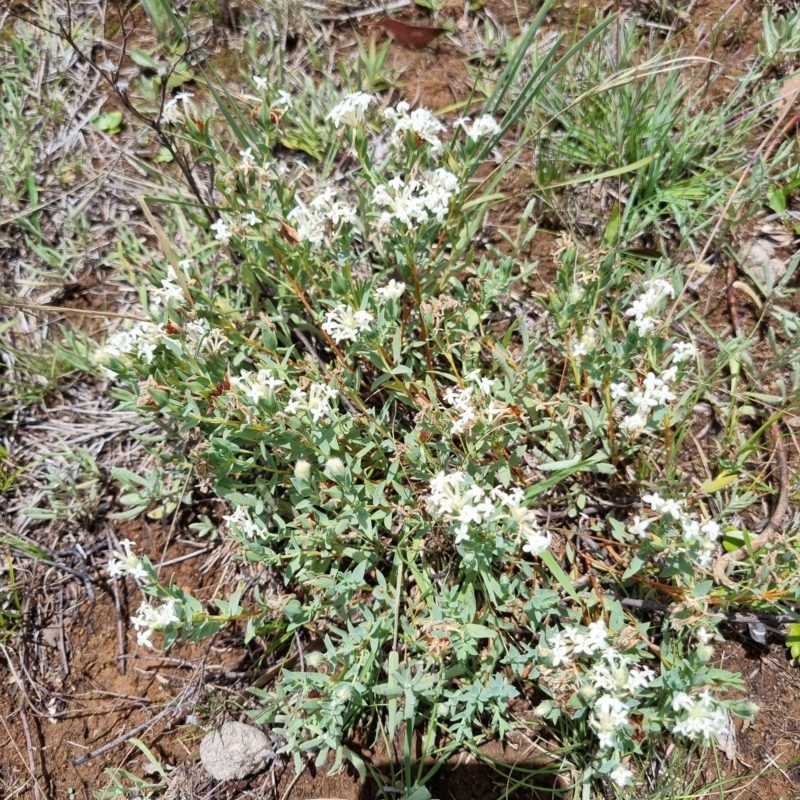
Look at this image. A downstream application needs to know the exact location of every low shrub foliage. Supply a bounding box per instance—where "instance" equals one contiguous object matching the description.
[61,7,800,794]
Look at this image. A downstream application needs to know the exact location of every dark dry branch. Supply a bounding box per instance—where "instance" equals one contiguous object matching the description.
[106,532,127,676]
[617,597,799,626]
[71,700,184,766]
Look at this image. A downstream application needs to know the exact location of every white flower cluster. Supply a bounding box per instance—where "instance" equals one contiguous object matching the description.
[288,186,358,246]
[107,539,149,583]
[285,382,338,423]
[210,217,232,244]
[375,279,406,301]
[441,370,500,435]
[624,278,675,336]
[97,321,163,369]
[327,91,373,128]
[131,599,179,649]
[184,318,226,354]
[230,368,285,403]
[223,505,262,539]
[321,304,374,344]
[549,620,610,666]
[453,114,501,141]
[150,262,190,305]
[572,325,597,359]
[633,492,722,567]
[159,91,194,125]
[546,620,655,787]
[426,472,551,554]
[671,341,696,363]
[373,169,459,228]
[384,101,445,156]
[612,367,679,437]
[671,691,729,740]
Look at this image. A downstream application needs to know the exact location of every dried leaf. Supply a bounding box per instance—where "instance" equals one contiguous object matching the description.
[377,18,448,49]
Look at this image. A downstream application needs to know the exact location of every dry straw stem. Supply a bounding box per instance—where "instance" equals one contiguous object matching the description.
[0,295,149,323]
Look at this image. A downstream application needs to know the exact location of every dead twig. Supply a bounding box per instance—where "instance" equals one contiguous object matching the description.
[617,596,798,625]
[18,700,43,800]
[107,532,127,676]
[71,700,183,766]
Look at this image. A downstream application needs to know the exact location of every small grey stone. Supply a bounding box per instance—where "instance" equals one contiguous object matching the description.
[200,721,272,781]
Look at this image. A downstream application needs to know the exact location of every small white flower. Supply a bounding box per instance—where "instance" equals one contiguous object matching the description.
[115,80,129,92]
[223,506,262,539]
[376,280,406,301]
[275,90,293,109]
[107,540,149,583]
[461,114,501,140]
[285,382,338,423]
[642,492,665,512]
[661,365,679,384]
[243,211,259,227]
[701,520,721,541]
[628,515,650,538]
[327,92,373,128]
[522,528,551,557]
[210,218,232,244]
[322,305,374,344]
[464,369,494,396]
[609,764,634,788]
[625,666,655,693]
[384,102,445,155]
[610,382,629,401]
[695,627,713,646]
[672,341,697,362]
[660,498,684,519]
[572,325,596,358]
[682,518,701,542]
[160,97,182,125]
[253,75,268,91]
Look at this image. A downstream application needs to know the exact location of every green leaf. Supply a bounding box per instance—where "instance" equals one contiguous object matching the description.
[154,146,173,163]
[701,472,738,493]
[128,738,168,778]
[129,48,160,69]
[464,624,497,639]
[767,185,787,215]
[111,504,149,520]
[622,553,646,580]
[722,528,758,554]
[540,550,580,602]
[139,0,174,41]
[91,111,123,134]
[787,623,800,661]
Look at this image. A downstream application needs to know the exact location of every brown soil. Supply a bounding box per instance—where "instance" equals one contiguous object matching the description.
[3,1,799,799]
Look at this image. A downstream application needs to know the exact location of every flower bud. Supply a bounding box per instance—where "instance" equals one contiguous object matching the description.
[294,459,311,481]
[305,651,324,669]
[579,683,598,701]
[325,457,346,476]
[695,644,714,662]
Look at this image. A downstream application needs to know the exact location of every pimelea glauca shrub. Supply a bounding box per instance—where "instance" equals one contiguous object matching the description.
[94,43,760,796]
